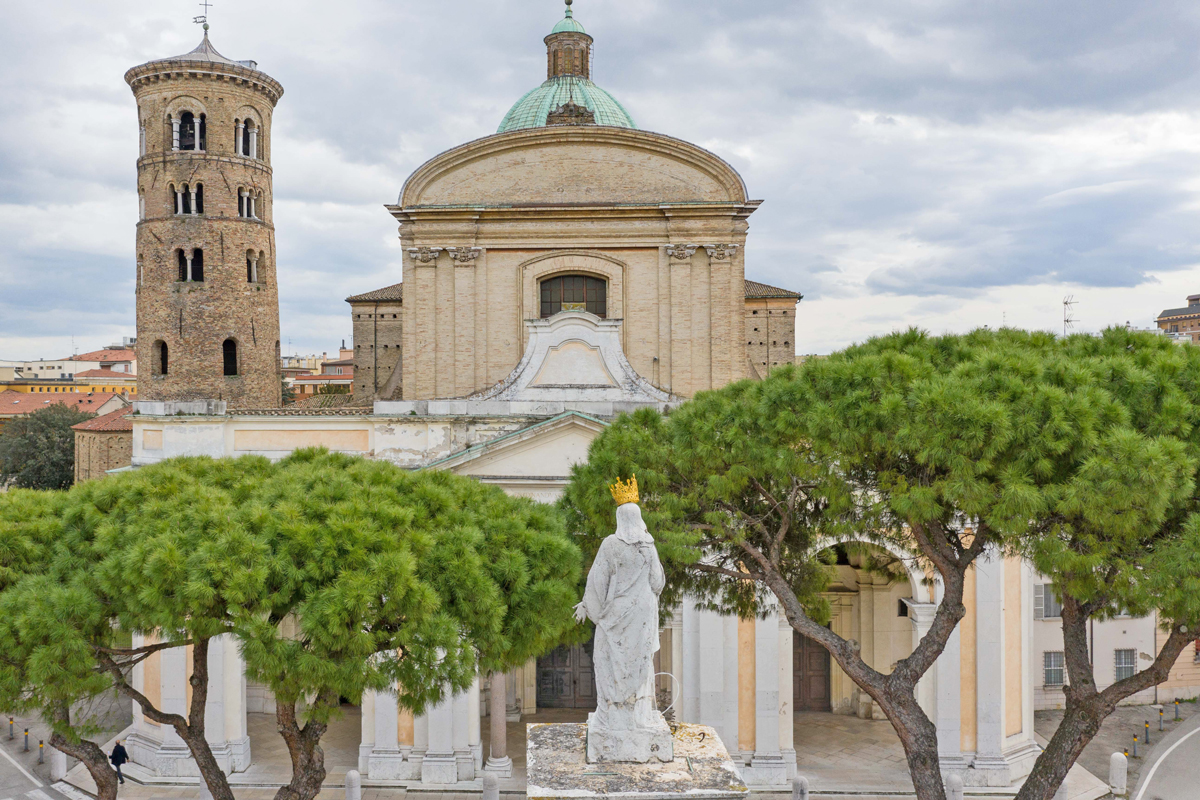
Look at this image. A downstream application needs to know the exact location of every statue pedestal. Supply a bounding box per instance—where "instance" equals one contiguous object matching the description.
[527,723,748,800]
[587,713,674,763]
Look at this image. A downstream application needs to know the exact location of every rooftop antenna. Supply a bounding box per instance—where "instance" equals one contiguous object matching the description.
[194,0,212,32]
[1063,295,1078,336]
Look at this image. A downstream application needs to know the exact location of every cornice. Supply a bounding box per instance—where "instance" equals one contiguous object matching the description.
[125,61,284,106]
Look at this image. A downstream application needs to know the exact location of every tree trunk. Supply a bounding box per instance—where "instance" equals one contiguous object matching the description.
[47,706,118,800]
[272,691,336,800]
[1013,597,1193,800]
[102,636,236,800]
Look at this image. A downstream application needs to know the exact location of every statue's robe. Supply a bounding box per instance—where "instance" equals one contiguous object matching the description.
[581,527,666,730]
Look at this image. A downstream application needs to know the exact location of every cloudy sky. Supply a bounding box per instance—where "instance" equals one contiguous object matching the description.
[3,0,1200,360]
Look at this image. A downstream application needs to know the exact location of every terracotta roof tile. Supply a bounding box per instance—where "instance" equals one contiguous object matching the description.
[68,349,137,363]
[71,406,134,432]
[0,391,125,417]
[744,279,803,300]
[72,369,136,379]
[346,283,403,303]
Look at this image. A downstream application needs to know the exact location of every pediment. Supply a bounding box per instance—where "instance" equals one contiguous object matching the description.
[400,127,748,207]
[429,412,607,479]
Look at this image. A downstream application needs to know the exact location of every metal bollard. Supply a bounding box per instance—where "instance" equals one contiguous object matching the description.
[23,729,28,752]
[1160,707,1165,731]
[791,776,810,800]
[7,718,11,740]
[37,741,43,765]
[1145,720,1151,746]
[945,774,964,800]
[1132,734,1139,758]
[1176,699,1182,721]
[1109,751,1128,796]
[345,769,362,800]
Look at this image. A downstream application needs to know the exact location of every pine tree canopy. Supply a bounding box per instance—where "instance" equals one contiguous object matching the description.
[564,327,1200,629]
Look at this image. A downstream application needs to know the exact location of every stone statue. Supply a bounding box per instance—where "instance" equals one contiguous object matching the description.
[574,476,674,763]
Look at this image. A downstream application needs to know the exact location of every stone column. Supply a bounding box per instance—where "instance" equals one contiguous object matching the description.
[777,614,795,773]
[421,690,457,784]
[368,690,407,779]
[249,193,256,219]
[485,672,512,776]
[151,643,191,774]
[139,126,146,157]
[171,118,181,151]
[185,253,194,282]
[249,127,258,159]
[722,614,740,756]
[681,594,701,722]
[907,601,938,721]
[697,605,725,737]
[666,245,697,396]
[746,603,789,785]
[448,247,482,397]
[358,689,375,774]
[202,634,250,773]
[974,547,1007,782]
[250,256,259,283]
[668,610,684,716]
[189,187,198,216]
[236,122,245,155]
[176,190,184,216]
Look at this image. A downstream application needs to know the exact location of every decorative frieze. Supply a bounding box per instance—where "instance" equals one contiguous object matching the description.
[667,244,698,261]
[447,247,483,265]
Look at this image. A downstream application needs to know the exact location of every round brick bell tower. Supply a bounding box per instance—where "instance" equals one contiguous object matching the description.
[126,26,283,407]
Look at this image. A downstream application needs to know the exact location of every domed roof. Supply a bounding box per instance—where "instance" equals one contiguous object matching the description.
[498,76,636,133]
[551,11,587,34]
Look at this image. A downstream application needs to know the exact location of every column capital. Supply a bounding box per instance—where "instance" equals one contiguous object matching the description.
[667,244,698,261]
[447,247,483,265]
[408,247,443,265]
[704,243,740,261]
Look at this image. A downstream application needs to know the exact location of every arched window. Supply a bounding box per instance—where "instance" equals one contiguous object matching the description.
[180,183,192,215]
[246,250,259,282]
[540,275,607,318]
[191,248,204,282]
[223,339,238,376]
[197,114,207,151]
[194,183,204,215]
[177,249,188,282]
[154,341,169,376]
[179,112,196,151]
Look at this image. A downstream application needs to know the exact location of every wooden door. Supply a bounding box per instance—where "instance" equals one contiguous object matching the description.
[537,642,597,709]
[793,633,831,712]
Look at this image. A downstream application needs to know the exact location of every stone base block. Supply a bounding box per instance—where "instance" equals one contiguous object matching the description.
[420,753,459,784]
[528,722,748,800]
[367,748,419,781]
[587,713,674,764]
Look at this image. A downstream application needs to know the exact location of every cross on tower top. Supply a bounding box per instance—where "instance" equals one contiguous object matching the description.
[194,0,212,31]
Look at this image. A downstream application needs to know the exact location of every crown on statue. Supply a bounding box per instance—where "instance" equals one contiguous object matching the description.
[609,475,639,506]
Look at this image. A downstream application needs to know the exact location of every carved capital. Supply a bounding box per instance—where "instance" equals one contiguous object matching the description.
[407,247,443,264]
[704,244,740,261]
[667,244,698,261]
[448,246,483,265]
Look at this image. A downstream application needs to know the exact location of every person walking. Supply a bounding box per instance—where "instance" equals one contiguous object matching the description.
[109,740,128,785]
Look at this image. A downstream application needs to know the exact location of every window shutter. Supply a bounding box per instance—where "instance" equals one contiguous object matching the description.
[1034,584,1044,620]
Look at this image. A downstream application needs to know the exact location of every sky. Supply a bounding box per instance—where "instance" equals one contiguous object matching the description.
[3,0,1200,360]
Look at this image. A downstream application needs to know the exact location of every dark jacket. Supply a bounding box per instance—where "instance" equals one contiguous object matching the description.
[110,744,128,766]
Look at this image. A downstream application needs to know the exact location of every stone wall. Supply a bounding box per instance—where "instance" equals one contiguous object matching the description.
[351,299,404,399]
[128,54,283,408]
[74,429,133,482]
[745,297,798,379]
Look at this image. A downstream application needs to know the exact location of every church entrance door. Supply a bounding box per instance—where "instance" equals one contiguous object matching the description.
[793,632,832,712]
[537,640,597,709]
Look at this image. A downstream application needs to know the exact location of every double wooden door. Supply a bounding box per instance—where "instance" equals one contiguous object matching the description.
[537,641,597,709]
[793,633,832,712]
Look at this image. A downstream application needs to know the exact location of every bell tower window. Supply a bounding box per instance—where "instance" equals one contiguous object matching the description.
[540,275,606,318]
[223,339,239,376]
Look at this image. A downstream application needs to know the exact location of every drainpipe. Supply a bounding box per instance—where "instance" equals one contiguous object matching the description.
[373,302,379,396]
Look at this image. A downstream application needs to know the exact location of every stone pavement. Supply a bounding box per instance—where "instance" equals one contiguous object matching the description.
[1036,699,1199,791]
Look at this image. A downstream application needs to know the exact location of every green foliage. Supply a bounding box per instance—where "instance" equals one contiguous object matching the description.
[240,450,581,719]
[316,384,350,395]
[281,377,296,406]
[0,404,95,490]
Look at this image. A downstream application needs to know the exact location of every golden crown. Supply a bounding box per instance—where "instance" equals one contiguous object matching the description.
[609,475,639,506]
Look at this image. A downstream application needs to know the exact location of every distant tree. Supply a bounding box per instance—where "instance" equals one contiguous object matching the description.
[281,377,296,405]
[315,383,349,395]
[240,450,581,800]
[565,329,1200,800]
[0,404,94,489]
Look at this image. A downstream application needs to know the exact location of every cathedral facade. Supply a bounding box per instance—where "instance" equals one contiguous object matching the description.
[121,5,1056,795]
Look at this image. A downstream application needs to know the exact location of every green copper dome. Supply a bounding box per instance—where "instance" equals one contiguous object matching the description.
[551,10,587,34]
[499,76,637,133]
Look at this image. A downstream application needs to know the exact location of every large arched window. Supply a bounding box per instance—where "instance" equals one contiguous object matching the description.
[154,341,169,376]
[223,339,239,376]
[179,112,197,150]
[540,275,606,318]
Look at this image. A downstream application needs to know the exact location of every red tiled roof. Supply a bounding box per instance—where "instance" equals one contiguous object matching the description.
[0,391,125,417]
[68,349,137,363]
[71,406,134,432]
[347,283,403,303]
[744,279,803,300]
[72,369,136,379]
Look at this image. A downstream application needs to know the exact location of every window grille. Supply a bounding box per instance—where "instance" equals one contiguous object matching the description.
[1034,584,1063,619]
[1044,651,1065,687]
[540,275,606,318]
[1115,649,1137,682]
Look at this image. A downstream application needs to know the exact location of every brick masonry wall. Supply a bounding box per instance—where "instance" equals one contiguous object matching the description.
[745,298,799,379]
[351,300,404,399]
[129,59,282,408]
[74,430,133,483]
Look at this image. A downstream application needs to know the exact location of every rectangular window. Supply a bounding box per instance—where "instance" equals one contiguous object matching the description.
[1034,584,1063,619]
[1044,651,1065,687]
[1115,649,1137,682]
